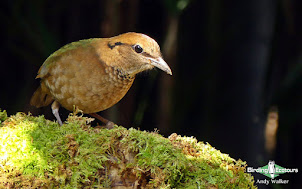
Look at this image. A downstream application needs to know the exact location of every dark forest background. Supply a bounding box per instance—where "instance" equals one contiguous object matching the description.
[1,0,302,188]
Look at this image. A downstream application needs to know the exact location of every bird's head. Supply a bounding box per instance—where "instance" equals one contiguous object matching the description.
[105,32,172,77]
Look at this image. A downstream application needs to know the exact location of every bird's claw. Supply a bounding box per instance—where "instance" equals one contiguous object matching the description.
[105,121,115,129]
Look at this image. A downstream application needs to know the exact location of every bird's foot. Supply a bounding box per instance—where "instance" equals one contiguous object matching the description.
[51,101,63,126]
[105,121,115,129]
[89,113,115,129]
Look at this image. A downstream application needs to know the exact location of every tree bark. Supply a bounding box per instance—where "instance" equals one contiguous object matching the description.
[210,0,276,169]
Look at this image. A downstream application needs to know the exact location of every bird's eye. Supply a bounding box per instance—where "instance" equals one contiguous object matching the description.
[133,45,143,53]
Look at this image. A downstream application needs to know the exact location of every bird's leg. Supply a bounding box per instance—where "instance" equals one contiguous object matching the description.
[89,113,115,129]
[51,101,63,125]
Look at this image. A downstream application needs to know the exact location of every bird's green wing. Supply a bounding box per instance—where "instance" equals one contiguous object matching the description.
[37,38,97,78]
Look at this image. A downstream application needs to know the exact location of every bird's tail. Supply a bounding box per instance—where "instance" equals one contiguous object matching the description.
[30,86,53,108]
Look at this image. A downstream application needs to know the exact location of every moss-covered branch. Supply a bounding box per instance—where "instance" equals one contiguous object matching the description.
[0,110,256,188]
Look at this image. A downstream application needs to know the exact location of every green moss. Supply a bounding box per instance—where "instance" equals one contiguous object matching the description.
[0,109,7,124]
[0,110,256,188]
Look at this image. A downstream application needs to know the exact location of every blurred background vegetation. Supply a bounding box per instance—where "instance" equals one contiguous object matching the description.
[0,0,301,188]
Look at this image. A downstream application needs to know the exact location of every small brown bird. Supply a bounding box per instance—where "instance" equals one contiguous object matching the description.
[30,32,172,126]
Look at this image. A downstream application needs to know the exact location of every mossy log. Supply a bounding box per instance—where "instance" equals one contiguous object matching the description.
[0,110,256,188]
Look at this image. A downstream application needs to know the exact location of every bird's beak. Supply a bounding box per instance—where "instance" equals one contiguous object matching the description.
[148,57,172,75]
